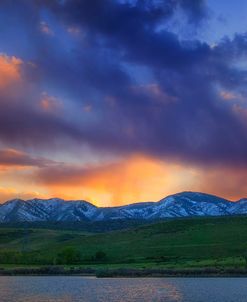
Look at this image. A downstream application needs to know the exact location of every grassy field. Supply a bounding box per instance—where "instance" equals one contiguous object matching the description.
[0,215,247,271]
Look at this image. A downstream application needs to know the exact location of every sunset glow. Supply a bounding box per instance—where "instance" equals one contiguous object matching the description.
[0,55,22,89]
[0,1,247,206]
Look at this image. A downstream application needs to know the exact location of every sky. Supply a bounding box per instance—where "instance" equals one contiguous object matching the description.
[0,0,247,206]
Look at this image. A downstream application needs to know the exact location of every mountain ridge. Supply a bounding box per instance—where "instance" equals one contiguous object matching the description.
[0,191,246,223]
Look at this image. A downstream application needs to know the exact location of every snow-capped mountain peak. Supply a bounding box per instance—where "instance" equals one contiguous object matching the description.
[0,192,246,223]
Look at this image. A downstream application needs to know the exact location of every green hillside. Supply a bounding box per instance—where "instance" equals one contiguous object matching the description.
[0,216,247,270]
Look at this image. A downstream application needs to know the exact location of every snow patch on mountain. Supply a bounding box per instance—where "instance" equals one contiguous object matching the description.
[0,192,246,223]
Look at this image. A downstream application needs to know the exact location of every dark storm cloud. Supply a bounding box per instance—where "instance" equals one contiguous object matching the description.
[0,103,84,148]
[45,0,210,70]
[0,0,247,166]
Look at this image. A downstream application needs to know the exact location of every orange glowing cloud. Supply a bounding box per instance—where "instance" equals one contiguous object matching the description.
[219,90,245,104]
[1,153,247,205]
[0,186,45,203]
[34,155,197,206]
[131,83,177,104]
[196,166,247,201]
[40,21,54,36]
[0,54,22,89]
[40,93,63,113]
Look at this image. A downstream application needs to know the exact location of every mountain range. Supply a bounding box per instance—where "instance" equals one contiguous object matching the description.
[0,192,247,223]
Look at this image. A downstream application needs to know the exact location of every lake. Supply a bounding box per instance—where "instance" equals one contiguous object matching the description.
[0,276,246,301]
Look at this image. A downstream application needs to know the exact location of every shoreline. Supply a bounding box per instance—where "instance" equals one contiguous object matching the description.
[1,267,247,278]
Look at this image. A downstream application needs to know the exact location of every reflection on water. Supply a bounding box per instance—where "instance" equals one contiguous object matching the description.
[0,276,246,302]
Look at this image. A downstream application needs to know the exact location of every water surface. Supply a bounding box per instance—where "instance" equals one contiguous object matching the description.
[0,276,246,302]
